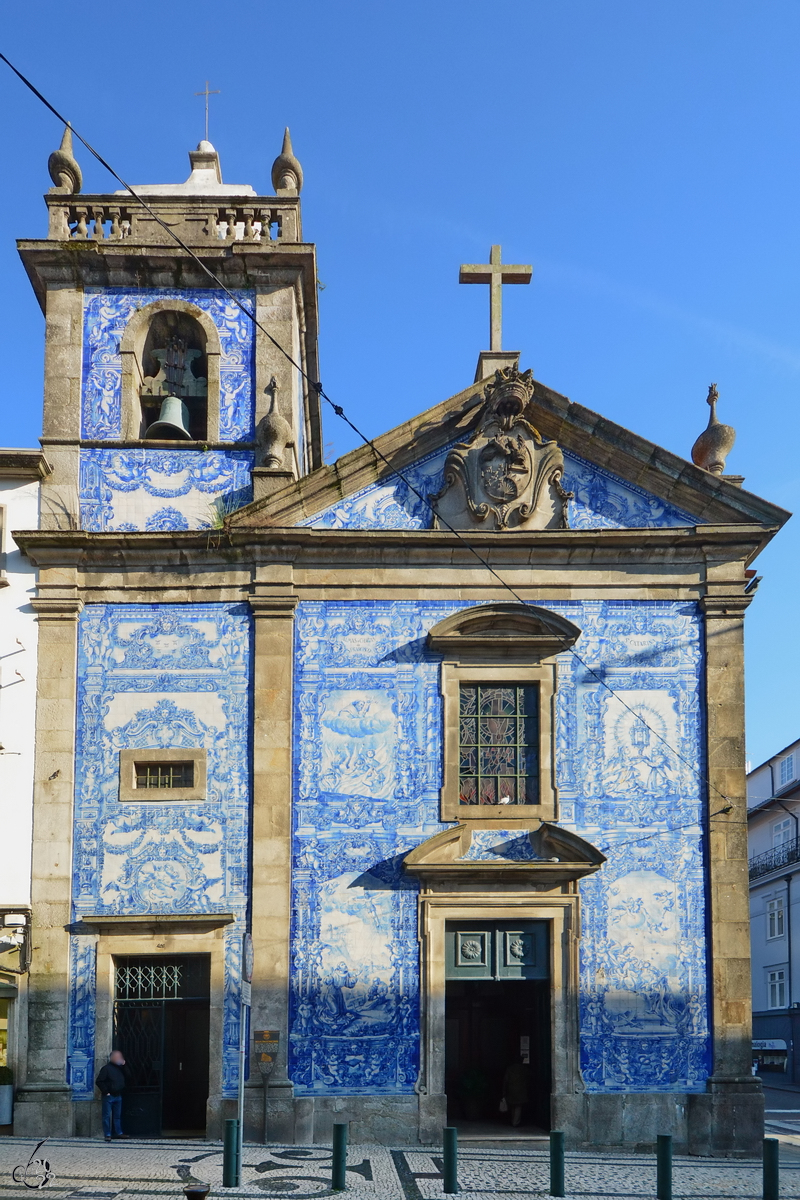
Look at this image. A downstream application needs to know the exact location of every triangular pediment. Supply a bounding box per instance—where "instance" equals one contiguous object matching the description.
[227,369,789,532]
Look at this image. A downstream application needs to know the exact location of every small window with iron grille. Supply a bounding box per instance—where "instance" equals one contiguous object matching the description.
[135,761,194,790]
[118,747,206,803]
[458,684,540,806]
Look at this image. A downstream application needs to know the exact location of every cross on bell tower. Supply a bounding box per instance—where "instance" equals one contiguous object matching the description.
[194,80,221,143]
[459,245,533,382]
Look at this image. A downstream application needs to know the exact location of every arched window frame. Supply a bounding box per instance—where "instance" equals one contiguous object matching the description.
[427,603,582,823]
[118,300,222,441]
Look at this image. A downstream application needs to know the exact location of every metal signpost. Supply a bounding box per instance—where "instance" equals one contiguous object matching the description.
[237,932,254,1183]
[254,1029,280,1142]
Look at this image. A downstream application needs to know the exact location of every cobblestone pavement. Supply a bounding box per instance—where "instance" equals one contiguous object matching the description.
[2,1137,800,1200]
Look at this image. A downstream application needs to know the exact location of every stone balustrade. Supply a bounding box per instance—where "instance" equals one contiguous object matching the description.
[45,196,301,245]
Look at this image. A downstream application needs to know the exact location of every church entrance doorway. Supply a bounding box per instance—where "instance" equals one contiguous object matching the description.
[444,921,550,1134]
[113,954,210,1138]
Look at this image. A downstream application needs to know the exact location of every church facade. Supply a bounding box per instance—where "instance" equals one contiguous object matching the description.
[11,129,789,1153]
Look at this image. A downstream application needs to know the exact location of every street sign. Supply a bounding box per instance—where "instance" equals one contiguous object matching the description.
[243,932,254,983]
[241,980,251,1007]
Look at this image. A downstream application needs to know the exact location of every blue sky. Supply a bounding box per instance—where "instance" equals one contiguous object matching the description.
[1,1,798,767]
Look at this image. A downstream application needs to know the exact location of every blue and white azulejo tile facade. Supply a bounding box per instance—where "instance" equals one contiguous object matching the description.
[304,445,698,531]
[78,287,256,531]
[79,447,254,532]
[81,287,255,441]
[67,603,252,1099]
[290,599,710,1097]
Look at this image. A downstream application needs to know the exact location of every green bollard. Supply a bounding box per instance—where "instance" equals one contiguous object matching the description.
[222,1117,239,1188]
[763,1137,779,1200]
[550,1130,565,1198]
[443,1126,459,1195]
[332,1122,348,1191]
[656,1134,672,1200]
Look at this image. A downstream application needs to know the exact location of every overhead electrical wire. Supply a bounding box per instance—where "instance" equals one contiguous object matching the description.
[0,51,740,827]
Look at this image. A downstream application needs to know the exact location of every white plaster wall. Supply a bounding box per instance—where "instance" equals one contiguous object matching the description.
[0,478,39,905]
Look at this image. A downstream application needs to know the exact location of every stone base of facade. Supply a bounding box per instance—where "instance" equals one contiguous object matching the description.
[13,1087,765,1154]
[285,1094,421,1144]
[687,1081,765,1158]
[13,1085,75,1138]
[555,1088,764,1157]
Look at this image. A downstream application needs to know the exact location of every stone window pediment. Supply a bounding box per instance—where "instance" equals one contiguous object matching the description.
[427,602,581,662]
[404,821,605,886]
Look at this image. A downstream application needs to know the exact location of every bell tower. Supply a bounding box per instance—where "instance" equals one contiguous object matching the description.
[19,127,322,531]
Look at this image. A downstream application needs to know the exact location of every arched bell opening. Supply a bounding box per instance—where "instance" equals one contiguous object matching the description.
[118,300,222,442]
[140,310,209,441]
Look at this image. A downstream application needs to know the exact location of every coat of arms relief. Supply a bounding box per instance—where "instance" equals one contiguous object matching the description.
[430,366,572,531]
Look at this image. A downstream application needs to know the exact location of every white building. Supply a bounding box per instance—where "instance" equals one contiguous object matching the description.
[748,737,800,1081]
[0,449,48,1087]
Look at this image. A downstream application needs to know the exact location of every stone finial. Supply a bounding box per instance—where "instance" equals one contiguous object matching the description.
[691,383,736,475]
[256,380,292,467]
[48,124,82,194]
[271,128,303,195]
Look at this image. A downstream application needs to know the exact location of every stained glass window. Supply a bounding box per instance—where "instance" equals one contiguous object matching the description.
[458,684,539,805]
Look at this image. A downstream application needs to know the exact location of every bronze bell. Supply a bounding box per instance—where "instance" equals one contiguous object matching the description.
[144,395,192,440]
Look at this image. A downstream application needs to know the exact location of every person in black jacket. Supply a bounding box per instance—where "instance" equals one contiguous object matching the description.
[95,1050,131,1141]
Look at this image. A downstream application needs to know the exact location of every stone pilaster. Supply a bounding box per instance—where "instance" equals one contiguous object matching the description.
[39,286,83,532]
[248,567,297,1143]
[688,594,763,1156]
[13,595,82,1137]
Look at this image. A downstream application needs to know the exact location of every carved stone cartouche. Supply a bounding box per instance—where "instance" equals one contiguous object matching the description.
[256,380,292,467]
[691,383,736,475]
[430,365,572,531]
[48,124,82,195]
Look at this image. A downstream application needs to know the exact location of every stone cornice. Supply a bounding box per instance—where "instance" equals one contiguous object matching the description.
[0,449,52,480]
[13,522,781,572]
[12,526,776,610]
[30,596,83,619]
[17,237,317,317]
[249,593,299,618]
[701,595,755,619]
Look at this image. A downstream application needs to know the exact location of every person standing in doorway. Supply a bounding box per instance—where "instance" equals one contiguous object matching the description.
[502,1057,532,1128]
[96,1050,131,1142]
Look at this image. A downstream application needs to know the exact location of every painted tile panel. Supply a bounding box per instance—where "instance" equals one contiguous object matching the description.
[67,603,251,1099]
[303,447,698,531]
[290,599,710,1096]
[79,447,253,531]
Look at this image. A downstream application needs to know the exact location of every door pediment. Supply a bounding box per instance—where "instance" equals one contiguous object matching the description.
[404,821,605,886]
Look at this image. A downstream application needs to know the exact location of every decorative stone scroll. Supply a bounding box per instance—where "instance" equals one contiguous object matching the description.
[430,366,572,531]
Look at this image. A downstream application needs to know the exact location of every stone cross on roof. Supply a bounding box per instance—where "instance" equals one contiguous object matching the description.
[459,245,533,352]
